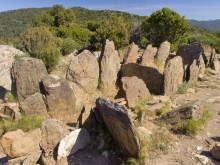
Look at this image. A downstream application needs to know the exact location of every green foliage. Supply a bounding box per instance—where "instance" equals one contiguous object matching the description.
[4,92,15,103]
[2,115,45,133]
[17,26,61,72]
[30,4,75,28]
[177,82,189,94]
[61,38,79,55]
[171,105,212,135]
[142,7,189,49]
[88,16,130,50]
[188,26,220,53]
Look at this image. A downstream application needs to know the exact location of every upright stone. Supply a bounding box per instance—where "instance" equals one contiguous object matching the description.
[189,56,200,82]
[163,56,184,95]
[66,50,99,93]
[96,98,140,158]
[141,44,157,67]
[121,76,150,108]
[123,42,139,64]
[11,57,47,100]
[100,40,120,91]
[156,41,170,66]
[176,43,207,81]
[121,63,163,95]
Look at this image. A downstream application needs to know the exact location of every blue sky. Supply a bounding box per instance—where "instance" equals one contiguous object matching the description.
[1,0,220,20]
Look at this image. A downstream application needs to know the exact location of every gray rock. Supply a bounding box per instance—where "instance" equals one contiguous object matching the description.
[96,98,140,158]
[121,76,150,108]
[66,50,99,93]
[163,56,184,95]
[22,151,42,165]
[211,142,220,161]
[123,42,139,64]
[121,63,163,95]
[160,100,204,125]
[11,57,48,100]
[99,40,120,91]
[57,128,90,160]
[19,93,48,117]
[0,103,21,121]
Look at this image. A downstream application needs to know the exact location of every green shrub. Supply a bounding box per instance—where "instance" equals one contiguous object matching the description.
[171,105,212,135]
[177,82,188,94]
[3,114,45,133]
[4,92,15,103]
[61,38,79,56]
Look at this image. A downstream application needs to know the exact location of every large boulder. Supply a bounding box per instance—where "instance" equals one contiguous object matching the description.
[1,128,41,159]
[57,128,90,160]
[141,44,157,67]
[40,119,69,165]
[96,98,140,158]
[11,57,48,100]
[160,100,204,125]
[156,41,170,66]
[0,45,24,91]
[99,40,120,91]
[42,75,76,122]
[19,93,48,117]
[211,142,220,161]
[121,63,163,95]
[123,42,139,64]
[121,76,150,108]
[176,43,208,81]
[66,50,99,93]
[163,56,184,95]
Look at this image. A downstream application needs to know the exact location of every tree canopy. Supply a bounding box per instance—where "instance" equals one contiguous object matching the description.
[142,7,190,50]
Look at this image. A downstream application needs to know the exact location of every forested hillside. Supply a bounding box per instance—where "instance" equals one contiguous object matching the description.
[188,19,220,32]
[0,8,48,38]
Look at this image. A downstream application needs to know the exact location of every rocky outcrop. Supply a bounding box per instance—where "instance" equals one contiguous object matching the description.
[66,50,99,93]
[40,119,69,165]
[0,45,24,91]
[141,44,157,67]
[1,129,41,159]
[57,128,90,160]
[163,56,184,95]
[121,76,150,108]
[123,42,139,64]
[0,103,21,121]
[121,63,163,95]
[11,57,48,100]
[156,41,170,66]
[42,75,76,115]
[176,43,207,81]
[96,98,140,158]
[99,40,120,91]
[160,100,204,125]
[19,93,48,117]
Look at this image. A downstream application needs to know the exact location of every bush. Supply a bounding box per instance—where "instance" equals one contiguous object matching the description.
[177,82,189,94]
[61,38,79,55]
[4,92,15,103]
[3,114,45,133]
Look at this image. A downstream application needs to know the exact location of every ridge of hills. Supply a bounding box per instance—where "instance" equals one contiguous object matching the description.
[0,7,219,39]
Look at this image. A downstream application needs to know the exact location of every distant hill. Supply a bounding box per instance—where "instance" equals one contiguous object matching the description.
[187,19,220,32]
[0,8,48,38]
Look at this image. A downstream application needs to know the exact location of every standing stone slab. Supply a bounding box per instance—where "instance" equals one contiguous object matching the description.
[163,56,184,95]
[11,57,47,100]
[121,63,163,95]
[66,50,99,93]
[100,40,120,91]
[141,44,157,67]
[123,42,139,64]
[96,98,140,158]
[156,41,170,66]
[122,76,150,108]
